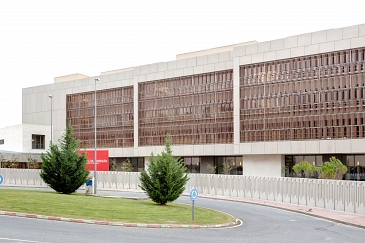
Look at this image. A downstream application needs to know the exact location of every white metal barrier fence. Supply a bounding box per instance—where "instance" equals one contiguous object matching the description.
[0,169,364,215]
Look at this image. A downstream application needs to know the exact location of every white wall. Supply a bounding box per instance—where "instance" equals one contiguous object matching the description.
[0,124,50,153]
[242,154,283,177]
[21,124,51,153]
[0,125,23,152]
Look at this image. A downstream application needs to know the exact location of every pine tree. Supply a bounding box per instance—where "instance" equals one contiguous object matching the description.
[40,123,89,194]
[139,134,189,205]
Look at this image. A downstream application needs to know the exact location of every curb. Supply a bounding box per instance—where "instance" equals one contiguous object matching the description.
[0,210,240,229]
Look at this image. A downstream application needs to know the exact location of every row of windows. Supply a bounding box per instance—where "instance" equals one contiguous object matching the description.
[241,61,365,85]
[138,70,234,146]
[240,49,365,85]
[66,86,134,148]
[240,48,365,142]
[241,74,365,99]
[64,48,365,147]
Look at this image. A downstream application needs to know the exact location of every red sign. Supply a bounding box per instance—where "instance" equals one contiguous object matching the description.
[79,150,109,171]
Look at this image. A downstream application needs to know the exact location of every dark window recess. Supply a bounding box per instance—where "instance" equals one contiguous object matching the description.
[32,134,45,149]
[0,139,4,145]
[128,157,145,172]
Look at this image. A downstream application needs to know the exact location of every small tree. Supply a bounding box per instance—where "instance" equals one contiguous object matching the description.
[109,159,116,171]
[1,155,19,168]
[27,155,41,169]
[0,154,5,168]
[293,161,317,178]
[139,134,189,205]
[40,123,89,194]
[121,158,134,172]
[318,156,347,180]
[206,163,217,174]
[222,157,233,175]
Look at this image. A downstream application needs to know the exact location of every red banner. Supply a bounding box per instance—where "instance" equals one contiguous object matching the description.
[78,150,109,171]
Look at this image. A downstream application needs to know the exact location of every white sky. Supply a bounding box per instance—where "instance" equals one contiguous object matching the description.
[0,0,364,129]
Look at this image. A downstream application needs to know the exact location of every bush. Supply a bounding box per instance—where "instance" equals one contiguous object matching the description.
[222,157,233,175]
[139,134,189,205]
[40,123,89,194]
[121,158,133,172]
[206,163,217,174]
[292,160,317,178]
[318,156,348,180]
[27,155,42,169]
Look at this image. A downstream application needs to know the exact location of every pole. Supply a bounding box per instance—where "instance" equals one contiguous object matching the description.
[51,97,53,143]
[192,200,195,220]
[94,78,100,194]
[48,95,53,143]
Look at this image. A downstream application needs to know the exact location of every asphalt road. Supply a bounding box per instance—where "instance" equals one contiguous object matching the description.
[1,189,365,243]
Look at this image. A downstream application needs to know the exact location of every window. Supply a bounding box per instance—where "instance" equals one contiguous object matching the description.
[183,157,200,173]
[0,139,4,145]
[32,134,45,149]
[128,157,145,172]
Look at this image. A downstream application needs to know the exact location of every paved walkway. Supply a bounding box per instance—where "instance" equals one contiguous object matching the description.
[1,186,365,229]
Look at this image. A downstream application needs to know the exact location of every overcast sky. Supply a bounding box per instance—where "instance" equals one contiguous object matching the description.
[0,0,364,129]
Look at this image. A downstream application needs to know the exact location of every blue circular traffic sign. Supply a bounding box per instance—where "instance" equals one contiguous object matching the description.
[190,188,198,200]
[0,174,3,185]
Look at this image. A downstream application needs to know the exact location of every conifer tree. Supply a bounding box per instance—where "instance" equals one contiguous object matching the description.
[139,134,189,205]
[40,123,89,194]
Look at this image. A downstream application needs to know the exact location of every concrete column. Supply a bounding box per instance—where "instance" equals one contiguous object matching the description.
[133,79,139,148]
[233,57,240,154]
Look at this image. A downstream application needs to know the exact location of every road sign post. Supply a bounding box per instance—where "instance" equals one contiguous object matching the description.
[190,188,198,220]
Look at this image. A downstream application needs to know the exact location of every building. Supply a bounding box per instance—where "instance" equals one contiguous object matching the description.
[0,124,49,168]
[22,23,365,179]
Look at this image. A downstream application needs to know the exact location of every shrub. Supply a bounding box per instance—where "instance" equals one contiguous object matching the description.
[40,123,89,194]
[27,155,41,169]
[318,156,348,180]
[121,158,133,172]
[292,160,317,178]
[109,159,116,171]
[206,163,217,174]
[139,134,189,205]
[222,158,233,175]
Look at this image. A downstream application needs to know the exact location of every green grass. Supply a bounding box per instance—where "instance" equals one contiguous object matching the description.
[0,190,234,225]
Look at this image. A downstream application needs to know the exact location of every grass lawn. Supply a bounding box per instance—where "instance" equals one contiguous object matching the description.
[0,189,234,225]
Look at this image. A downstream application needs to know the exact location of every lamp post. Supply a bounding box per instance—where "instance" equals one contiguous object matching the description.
[48,95,53,143]
[94,78,100,194]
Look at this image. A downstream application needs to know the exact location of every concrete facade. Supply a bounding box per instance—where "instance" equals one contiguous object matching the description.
[21,23,365,177]
[0,124,50,153]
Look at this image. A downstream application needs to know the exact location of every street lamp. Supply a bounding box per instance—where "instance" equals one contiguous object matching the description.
[94,78,100,194]
[48,95,53,143]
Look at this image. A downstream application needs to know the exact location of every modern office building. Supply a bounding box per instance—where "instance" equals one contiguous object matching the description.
[22,23,365,179]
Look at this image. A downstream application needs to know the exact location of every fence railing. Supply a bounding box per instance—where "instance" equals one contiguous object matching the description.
[0,169,364,215]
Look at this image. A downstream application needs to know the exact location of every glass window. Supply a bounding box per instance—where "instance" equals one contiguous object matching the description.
[293,156,304,164]
[192,157,200,173]
[183,157,200,173]
[32,134,45,149]
[316,155,323,166]
[305,155,315,165]
[137,157,145,172]
[184,157,192,172]
[355,155,365,166]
